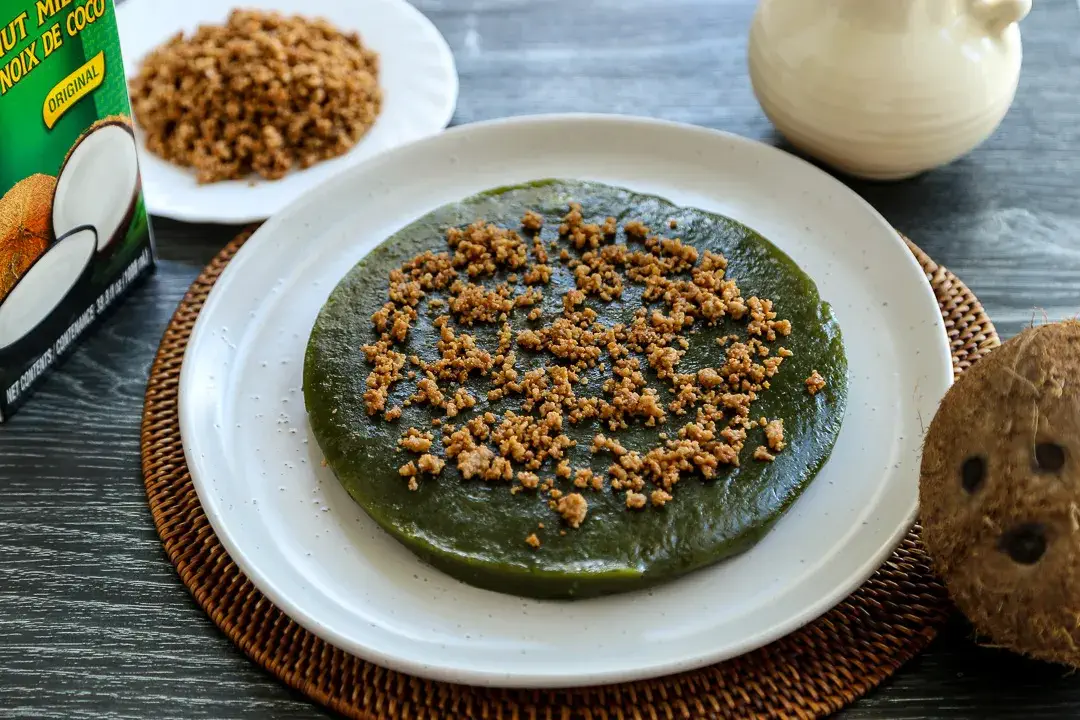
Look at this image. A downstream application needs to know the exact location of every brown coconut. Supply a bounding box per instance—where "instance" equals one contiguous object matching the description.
[0,174,57,303]
[921,319,1080,666]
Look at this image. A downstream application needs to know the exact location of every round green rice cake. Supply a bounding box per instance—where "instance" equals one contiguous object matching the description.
[303,179,848,599]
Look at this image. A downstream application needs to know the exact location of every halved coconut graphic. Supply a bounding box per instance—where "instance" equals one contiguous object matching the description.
[0,174,57,303]
[0,226,97,353]
[53,115,140,257]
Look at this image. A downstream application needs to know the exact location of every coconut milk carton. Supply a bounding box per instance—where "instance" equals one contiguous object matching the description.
[0,0,154,421]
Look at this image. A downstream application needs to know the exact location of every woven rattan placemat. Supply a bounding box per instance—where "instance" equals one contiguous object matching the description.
[141,228,999,719]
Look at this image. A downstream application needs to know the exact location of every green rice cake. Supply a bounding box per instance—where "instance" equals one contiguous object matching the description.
[304,179,848,599]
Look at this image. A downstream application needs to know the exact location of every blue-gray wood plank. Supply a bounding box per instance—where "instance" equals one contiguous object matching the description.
[2,0,1079,717]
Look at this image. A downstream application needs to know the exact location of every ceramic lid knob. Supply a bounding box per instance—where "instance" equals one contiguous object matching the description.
[971,0,1032,35]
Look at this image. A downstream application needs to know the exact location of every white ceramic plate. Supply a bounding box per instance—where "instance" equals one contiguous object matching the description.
[115,0,458,223]
[179,114,953,688]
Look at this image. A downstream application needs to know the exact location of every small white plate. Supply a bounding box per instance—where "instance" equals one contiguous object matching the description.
[115,0,458,223]
[179,114,953,688]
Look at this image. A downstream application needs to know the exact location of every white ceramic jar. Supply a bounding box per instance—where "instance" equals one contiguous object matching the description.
[748,0,1030,180]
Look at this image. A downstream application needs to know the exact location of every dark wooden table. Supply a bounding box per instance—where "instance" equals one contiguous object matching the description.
[3,0,1079,717]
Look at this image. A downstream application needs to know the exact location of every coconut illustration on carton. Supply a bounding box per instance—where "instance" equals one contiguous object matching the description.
[0,173,56,302]
[0,114,139,355]
[53,115,140,257]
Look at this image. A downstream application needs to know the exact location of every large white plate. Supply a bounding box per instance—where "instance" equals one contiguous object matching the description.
[116,0,458,223]
[179,114,953,688]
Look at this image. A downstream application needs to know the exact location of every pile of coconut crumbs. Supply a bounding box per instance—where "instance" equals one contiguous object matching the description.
[129,9,381,184]
[359,204,827,548]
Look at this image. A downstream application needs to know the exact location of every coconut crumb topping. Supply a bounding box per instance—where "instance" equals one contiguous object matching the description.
[806,369,827,395]
[129,10,381,184]
[623,220,649,241]
[398,461,419,491]
[360,341,404,415]
[448,281,514,325]
[765,419,786,452]
[753,446,775,463]
[570,470,596,492]
[522,211,544,232]
[447,222,528,277]
[357,203,806,544]
[557,493,589,528]
[399,428,434,453]
[418,454,445,475]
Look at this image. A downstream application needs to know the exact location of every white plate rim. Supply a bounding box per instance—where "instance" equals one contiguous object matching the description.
[116,0,459,224]
[178,112,954,688]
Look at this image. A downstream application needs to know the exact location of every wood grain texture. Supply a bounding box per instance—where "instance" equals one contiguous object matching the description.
[1,0,1079,717]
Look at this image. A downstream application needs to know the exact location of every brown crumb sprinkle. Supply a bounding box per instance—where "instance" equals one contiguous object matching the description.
[398,461,419,491]
[557,493,588,528]
[806,369,826,395]
[399,428,433,453]
[522,211,544,231]
[623,220,649,240]
[753,446,776,462]
[765,419,786,452]
[418,454,445,475]
[129,10,381,184]
[525,533,541,549]
[360,202,805,541]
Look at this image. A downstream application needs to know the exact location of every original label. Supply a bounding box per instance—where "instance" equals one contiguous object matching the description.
[43,48,101,127]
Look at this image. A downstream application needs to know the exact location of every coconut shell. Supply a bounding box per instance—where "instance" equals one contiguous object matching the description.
[0,174,57,302]
[921,319,1080,667]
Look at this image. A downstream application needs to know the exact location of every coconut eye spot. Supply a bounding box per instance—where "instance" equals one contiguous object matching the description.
[997,522,1048,565]
[1035,443,1066,473]
[960,455,986,493]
